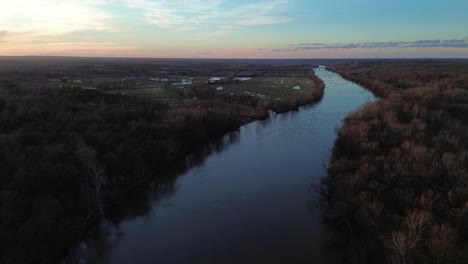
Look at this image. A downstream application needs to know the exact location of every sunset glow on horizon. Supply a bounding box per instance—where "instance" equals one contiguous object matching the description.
[1,0,468,58]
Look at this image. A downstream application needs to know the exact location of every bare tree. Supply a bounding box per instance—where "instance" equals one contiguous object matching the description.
[385,210,430,264]
[76,141,106,218]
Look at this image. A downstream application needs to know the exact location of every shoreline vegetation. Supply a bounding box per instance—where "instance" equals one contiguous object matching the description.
[0,58,324,263]
[322,61,468,263]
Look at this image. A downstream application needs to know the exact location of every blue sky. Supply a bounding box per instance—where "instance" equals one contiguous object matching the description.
[1,0,467,58]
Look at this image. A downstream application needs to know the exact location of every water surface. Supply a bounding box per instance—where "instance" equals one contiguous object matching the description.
[73,67,375,264]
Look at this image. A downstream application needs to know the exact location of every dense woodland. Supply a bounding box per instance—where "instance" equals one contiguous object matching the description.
[0,86,248,263]
[322,61,468,263]
[0,60,324,264]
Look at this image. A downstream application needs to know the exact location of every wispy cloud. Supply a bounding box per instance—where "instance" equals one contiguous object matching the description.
[0,31,7,43]
[0,1,125,54]
[0,0,113,36]
[230,0,294,26]
[123,0,294,31]
[273,37,468,52]
[0,40,138,57]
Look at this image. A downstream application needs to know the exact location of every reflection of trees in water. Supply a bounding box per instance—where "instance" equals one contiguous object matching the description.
[65,130,241,264]
[185,130,240,169]
[63,220,120,264]
[254,113,273,134]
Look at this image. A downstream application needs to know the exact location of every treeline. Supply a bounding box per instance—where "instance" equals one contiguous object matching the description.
[327,61,468,97]
[0,84,262,263]
[322,61,468,263]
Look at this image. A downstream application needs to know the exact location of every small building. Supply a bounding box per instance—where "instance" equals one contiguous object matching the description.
[234,77,251,82]
[173,79,193,85]
[208,77,223,84]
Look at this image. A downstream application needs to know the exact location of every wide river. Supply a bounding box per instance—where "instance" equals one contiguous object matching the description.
[71,67,375,264]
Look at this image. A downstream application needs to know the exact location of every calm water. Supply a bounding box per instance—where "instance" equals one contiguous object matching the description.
[71,67,375,264]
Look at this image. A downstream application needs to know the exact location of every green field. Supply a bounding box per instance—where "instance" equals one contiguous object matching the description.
[217,77,316,100]
[107,77,316,101]
[109,82,183,98]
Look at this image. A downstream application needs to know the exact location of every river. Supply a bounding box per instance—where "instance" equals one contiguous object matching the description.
[69,67,375,264]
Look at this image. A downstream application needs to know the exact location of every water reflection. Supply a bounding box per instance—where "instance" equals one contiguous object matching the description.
[255,114,273,133]
[186,130,240,169]
[65,68,375,264]
[65,126,244,263]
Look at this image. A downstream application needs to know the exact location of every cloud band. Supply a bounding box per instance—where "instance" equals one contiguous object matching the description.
[273,38,468,52]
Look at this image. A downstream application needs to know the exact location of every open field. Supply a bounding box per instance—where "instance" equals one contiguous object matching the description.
[108,83,181,98]
[0,56,322,101]
[109,76,317,101]
[108,86,170,98]
[215,77,316,100]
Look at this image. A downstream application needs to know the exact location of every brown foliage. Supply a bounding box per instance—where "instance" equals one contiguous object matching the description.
[322,61,468,263]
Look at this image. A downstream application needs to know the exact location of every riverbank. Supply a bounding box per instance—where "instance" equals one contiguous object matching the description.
[0,68,324,263]
[66,67,373,264]
[321,61,468,263]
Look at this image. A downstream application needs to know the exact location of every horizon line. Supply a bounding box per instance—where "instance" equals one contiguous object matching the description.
[1,55,468,60]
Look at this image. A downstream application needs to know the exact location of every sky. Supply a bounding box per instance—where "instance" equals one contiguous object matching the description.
[1,0,468,58]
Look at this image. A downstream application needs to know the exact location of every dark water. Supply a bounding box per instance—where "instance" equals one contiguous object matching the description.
[70,67,375,264]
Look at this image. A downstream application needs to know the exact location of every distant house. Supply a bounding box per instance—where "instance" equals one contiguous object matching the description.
[173,79,193,85]
[216,87,223,91]
[208,77,223,84]
[234,77,251,82]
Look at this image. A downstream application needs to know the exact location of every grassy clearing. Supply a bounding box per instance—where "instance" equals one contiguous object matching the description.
[107,76,317,101]
[217,77,316,100]
[109,84,171,98]
[109,83,184,98]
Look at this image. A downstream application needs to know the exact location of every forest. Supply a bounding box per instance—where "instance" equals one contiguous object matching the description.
[0,86,246,263]
[0,59,324,263]
[322,61,468,263]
